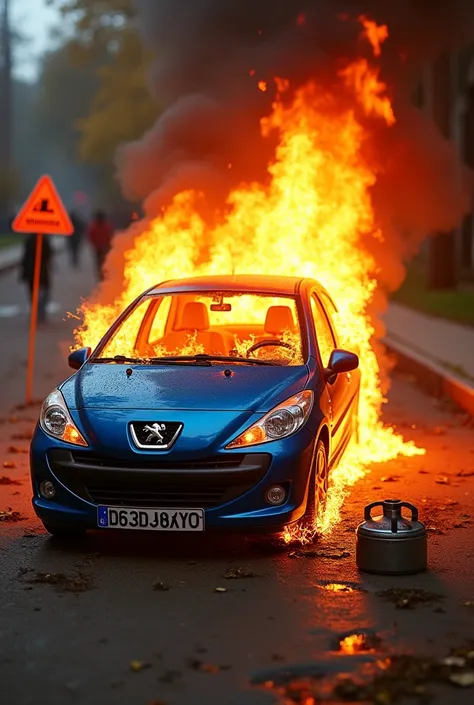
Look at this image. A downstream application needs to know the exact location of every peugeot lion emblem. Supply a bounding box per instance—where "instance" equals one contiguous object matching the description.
[143,423,166,445]
[130,421,183,450]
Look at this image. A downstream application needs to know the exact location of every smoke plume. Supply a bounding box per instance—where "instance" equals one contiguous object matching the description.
[91,0,474,310]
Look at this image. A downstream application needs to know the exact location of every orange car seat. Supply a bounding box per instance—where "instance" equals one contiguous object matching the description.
[160,302,228,355]
[263,305,296,337]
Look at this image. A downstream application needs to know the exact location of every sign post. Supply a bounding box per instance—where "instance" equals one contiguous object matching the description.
[12,175,73,403]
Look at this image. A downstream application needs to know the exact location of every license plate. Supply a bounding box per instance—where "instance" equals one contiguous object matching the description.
[97,506,205,532]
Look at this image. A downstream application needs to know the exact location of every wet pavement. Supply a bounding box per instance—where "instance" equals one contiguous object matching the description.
[1,249,474,704]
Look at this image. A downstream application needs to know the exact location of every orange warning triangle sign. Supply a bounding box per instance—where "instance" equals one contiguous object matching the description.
[12,175,74,236]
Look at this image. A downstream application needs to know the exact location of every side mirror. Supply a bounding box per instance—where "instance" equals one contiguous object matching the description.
[68,347,91,370]
[324,349,359,384]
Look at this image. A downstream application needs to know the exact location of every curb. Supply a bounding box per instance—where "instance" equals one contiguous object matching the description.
[384,336,474,417]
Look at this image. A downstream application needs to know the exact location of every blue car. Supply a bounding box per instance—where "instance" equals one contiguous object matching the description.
[30,275,360,537]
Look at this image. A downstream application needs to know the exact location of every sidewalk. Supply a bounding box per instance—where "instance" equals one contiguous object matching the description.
[384,302,474,416]
[385,303,474,384]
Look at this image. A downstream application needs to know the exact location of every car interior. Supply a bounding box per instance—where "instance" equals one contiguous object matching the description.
[149,294,301,360]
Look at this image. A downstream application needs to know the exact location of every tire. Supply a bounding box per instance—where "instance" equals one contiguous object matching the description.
[300,439,329,534]
[42,522,86,538]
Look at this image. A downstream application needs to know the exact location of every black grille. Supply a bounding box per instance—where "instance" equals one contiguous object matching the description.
[48,450,271,510]
[86,481,235,508]
[69,452,244,471]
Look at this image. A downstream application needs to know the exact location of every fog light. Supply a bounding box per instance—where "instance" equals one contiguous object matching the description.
[39,480,56,500]
[265,485,286,506]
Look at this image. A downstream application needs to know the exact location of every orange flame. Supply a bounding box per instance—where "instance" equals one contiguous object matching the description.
[74,19,424,539]
[359,15,389,57]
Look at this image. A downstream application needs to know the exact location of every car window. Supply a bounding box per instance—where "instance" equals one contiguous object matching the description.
[95,291,305,366]
[148,297,172,344]
[318,292,340,345]
[311,295,337,368]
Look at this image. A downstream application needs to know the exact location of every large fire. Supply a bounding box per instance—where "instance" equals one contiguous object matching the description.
[74,17,424,539]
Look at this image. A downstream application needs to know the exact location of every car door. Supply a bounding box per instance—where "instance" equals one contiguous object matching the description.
[310,292,356,461]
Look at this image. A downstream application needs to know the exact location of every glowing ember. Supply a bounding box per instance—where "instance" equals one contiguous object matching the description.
[74,17,424,540]
[258,80,268,92]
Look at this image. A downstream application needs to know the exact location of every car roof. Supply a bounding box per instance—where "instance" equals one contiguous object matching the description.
[148,274,321,296]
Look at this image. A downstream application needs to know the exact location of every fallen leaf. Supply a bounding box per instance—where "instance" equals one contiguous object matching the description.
[130,660,151,673]
[0,476,21,485]
[214,587,227,593]
[223,567,256,579]
[289,549,350,559]
[153,580,170,591]
[377,588,444,609]
[442,656,466,667]
[11,432,33,441]
[0,509,26,522]
[186,658,230,673]
[21,570,93,592]
[436,476,450,485]
[458,470,474,477]
[449,672,474,687]
[2,461,15,469]
[380,475,400,483]
[7,445,28,454]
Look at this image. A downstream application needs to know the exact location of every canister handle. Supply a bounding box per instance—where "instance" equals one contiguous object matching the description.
[364,501,384,521]
[400,502,418,522]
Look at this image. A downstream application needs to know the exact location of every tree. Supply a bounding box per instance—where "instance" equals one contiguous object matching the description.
[48,0,156,171]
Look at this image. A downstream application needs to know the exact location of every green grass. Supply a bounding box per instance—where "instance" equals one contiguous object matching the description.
[0,235,21,250]
[392,262,474,328]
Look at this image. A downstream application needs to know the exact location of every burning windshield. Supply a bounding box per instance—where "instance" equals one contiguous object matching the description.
[96,291,304,366]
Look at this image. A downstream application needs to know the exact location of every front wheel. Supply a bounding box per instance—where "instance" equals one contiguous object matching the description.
[299,439,328,535]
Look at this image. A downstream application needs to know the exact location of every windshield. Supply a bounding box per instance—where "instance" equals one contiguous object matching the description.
[95,291,305,366]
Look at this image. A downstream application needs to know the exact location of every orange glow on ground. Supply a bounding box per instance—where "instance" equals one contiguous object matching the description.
[73,18,424,540]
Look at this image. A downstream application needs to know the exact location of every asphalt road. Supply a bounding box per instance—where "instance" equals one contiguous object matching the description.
[1,247,474,705]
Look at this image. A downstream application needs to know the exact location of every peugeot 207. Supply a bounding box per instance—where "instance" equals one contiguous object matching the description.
[30,275,360,537]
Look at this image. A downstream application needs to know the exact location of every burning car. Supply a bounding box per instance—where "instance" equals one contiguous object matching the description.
[30,275,360,537]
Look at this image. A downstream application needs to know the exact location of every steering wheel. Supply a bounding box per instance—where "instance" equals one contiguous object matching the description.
[246,339,293,357]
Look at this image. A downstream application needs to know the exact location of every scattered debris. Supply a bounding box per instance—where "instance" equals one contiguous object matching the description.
[11,432,33,441]
[214,587,227,593]
[435,476,450,485]
[223,567,256,579]
[271,654,285,662]
[0,476,21,485]
[462,601,474,609]
[19,569,93,593]
[7,445,28,454]
[130,660,151,673]
[2,460,16,469]
[449,672,474,687]
[158,670,181,683]
[152,580,170,592]
[380,475,400,483]
[0,508,26,522]
[186,658,231,673]
[377,588,444,609]
[289,548,350,560]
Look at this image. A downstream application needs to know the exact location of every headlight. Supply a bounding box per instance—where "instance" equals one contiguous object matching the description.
[226,390,313,448]
[40,390,88,446]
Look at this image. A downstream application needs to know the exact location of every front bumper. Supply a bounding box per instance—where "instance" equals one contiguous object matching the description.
[30,425,315,533]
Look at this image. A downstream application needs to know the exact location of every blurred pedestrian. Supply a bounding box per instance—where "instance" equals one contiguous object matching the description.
[67,210,86,269]
[88,210,113,280]
[19,235,53,324]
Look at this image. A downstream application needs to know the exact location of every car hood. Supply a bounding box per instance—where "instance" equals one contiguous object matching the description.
[61,363,311,412]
